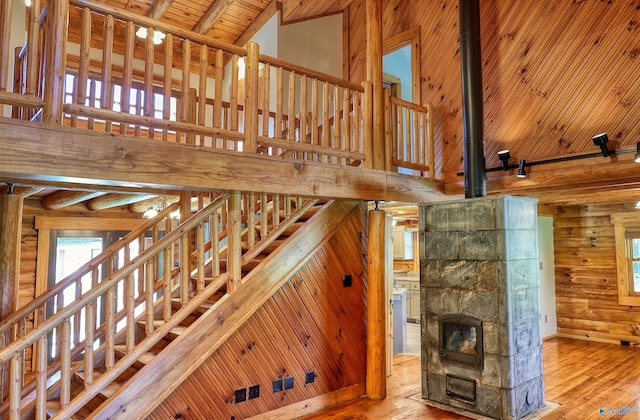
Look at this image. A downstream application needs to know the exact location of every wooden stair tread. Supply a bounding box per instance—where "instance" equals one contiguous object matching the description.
[73,371,122,398]
[46,401,90,419]
[114,345,157,365]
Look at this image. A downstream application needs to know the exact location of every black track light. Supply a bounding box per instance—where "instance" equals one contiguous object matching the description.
[592,133,612,157]
[516,160,526,178]
[497,150,511,171]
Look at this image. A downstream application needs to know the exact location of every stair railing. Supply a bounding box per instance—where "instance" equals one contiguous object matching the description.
[0,192,318,419]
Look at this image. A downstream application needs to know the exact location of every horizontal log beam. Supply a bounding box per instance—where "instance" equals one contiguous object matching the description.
[0,118,445,203]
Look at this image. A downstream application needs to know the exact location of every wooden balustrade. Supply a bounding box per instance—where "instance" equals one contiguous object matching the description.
[0,0,435,178]
[0,191,317,418]
[388,96,435,177]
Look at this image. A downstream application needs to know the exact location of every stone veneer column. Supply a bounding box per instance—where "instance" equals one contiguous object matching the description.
[419,196,544,419]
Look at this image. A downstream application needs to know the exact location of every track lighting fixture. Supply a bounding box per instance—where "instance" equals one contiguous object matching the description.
[592,133,612,157]
[635,142,640,163]
[497,150,511,171]
[516,160,526,178]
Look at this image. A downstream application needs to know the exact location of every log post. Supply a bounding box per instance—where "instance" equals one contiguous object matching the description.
[366,208,386,400]
[0,0,12,92]
[43,0,69,124]
[0,191,23,401]
[366,0,385,170]
[244,42,260,153]
[362,81,373,169]
[227,191,242,292]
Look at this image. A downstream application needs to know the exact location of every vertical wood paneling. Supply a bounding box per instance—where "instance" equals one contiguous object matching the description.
[554,202,640,344]
[148,204,368,419]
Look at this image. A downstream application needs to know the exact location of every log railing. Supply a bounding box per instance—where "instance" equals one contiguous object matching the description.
[0,191,317,418]
[387,96,435,177]
[0,0,435,177]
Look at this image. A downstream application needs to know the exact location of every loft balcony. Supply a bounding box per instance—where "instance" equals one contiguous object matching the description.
[0,0,444,203]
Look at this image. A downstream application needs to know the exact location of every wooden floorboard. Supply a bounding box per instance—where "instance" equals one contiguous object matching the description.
[299,337,640,419]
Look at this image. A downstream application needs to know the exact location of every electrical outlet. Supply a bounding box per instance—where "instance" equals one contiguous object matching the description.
[305,370,315,384]
[343,275,352,287]
[272,378,283,393]
[284,376,294,390]
[249,385,260,399]
[234,388,247,403]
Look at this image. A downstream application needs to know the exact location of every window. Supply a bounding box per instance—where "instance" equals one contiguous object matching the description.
[612,212,640,305]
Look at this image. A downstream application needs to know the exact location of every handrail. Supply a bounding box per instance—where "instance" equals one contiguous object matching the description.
[68,0,247,56]
[0,198,225,361]
[0,202,180,338]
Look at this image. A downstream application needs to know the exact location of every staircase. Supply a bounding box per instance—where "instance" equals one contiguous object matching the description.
[0,193,359,419]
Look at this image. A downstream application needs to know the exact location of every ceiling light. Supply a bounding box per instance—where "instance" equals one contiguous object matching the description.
[135,27,166,45]
[592,133,611,157]
[635,142,640,163]
[497,150,511,171]
[516,160,527,178]
[25,0,32,7]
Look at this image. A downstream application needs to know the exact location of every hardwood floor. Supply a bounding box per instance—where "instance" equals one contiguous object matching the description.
[299,337,640,419]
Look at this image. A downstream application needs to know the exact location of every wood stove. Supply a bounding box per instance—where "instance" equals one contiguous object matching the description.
[439,315,483,369]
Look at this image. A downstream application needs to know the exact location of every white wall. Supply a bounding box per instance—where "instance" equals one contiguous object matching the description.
[3,1,27,117]
[278,14,343,78]
[538,216,557,338]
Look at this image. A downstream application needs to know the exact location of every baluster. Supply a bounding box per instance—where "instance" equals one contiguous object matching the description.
[163,246,172,320]
[322,81,330,163]
[73,278,81,346]
[144,27,155,139]
[26,0,42,97]
[211,210,220,277]
[311,78,319,156]
[35,337,47,419]
[273,194,280,229]
[261,193,268,238]
[125,243,135,352]
[87,80,96,129]
[60,319,71,409]
[227,192,242,292]
[84,270,97,387]
[300,75,307,151]
[134,89,142,137]
[197,222,205,293]
[342,87,350,166]
[198,44,208,146]
[145,261,155,336]
[405,106,412,166]
[248,192,256,247]
[214,49,224,149]
[163,33,173,141]
[275,67,284,154]
[288,71,296,144]
[285,194,291,219]
[180,231,190,305]
[121,21,134,135]
[9,354,23,419]
[244,42,259,153]
[262,63,271,139]
[181,39,192,144]
[332,85,340,164]
[101,14,114,133]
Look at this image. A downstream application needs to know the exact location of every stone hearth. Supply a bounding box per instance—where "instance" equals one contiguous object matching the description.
[419,196,544,419]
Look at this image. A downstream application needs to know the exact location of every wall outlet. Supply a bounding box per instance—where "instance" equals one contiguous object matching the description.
[249,385,260,400]
[343,275,352,287]
[272,378,283,393]
[234,388,246,403]
[284,376,294,390]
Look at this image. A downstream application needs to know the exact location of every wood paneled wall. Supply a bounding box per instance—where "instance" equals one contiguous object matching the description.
[346,0,640,178]
[554,202,640,345]
[149,204,368,419]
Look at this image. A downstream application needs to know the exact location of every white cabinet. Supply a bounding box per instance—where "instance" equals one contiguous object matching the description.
[396,278,420,322]
[393,227,415,260]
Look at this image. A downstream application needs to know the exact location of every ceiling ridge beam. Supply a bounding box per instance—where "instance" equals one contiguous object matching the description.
[152,0,174,20]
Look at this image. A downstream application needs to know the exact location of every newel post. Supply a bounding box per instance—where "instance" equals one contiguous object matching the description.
[227,191,242,293]
[366,0,385,170]
[366,208,387,400]
[43,0,69,124]
[244,42,260,154]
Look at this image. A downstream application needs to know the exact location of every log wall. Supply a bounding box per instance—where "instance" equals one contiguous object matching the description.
[554,202,640,345]
[148,204,368,419]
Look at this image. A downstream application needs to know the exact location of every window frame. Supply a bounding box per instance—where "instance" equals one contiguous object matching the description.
[612,212,640,306]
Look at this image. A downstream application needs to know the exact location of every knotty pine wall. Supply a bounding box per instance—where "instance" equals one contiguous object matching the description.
[553,202,640,345]
[149,204,368,419]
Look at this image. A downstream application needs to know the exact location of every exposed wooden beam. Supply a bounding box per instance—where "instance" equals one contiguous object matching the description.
[0,119,445,203]
[87,193,159,211]
[235,0,281,46]
[152,0,174,19]
[16,186,46,198]
[129,195,180,214]
[193,0,235,34]
[42,190,107,210]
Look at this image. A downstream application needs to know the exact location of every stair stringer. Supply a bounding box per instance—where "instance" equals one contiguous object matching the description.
[88,199,362,420]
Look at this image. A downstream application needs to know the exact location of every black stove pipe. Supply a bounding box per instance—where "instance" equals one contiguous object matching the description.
[459,0,486,198]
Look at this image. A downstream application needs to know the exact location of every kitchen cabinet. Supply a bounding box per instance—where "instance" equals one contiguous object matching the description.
[396,276,420,322]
